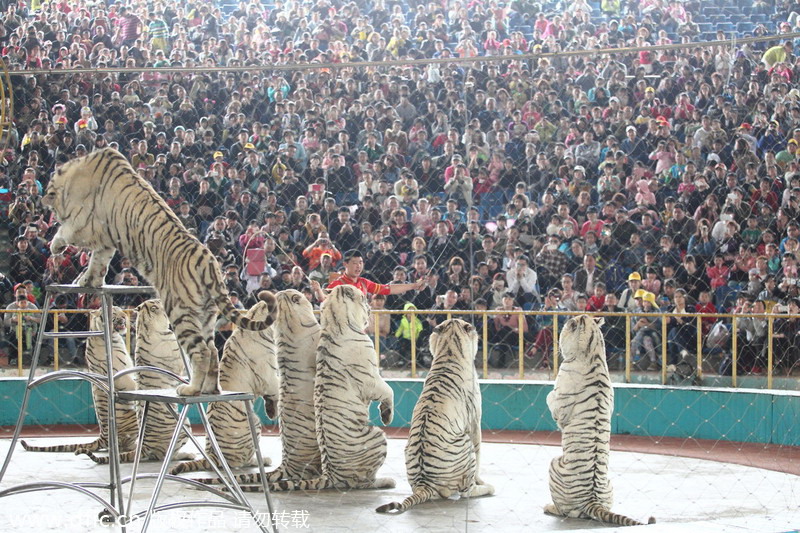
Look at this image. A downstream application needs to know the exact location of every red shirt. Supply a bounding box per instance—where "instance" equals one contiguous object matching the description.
[327,274,391,296]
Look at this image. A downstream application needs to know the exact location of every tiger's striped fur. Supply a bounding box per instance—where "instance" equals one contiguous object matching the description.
[194,289,323,488]
[267,285,394,492]
[41,148,275,397]
[82,299,193,464]
[545,314,655,527]
[23,307,139,455]
[169,294,278,475]
[376,319,494,514]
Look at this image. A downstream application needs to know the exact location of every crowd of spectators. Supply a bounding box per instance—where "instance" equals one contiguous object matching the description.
[2,0,800,373]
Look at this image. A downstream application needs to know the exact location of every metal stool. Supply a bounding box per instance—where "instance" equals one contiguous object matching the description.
[0,284,277,532]
[117,389,275,533]
[0,284,155,531]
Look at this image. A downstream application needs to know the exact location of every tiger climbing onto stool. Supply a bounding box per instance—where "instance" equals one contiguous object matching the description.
[545,314,655,526]
[81,299,193,464]
[169,293,278,476]
[41,147,275,397]
[267,285,394,492]
[22,307,139,456]
[376,318,494,514]
[195,289,322,488]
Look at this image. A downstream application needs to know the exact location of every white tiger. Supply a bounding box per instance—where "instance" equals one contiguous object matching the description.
[82,299,193,464]
[198,289,322,489]
[269,284,394,492]
[376,318,494,513]
[41,148,275,397]
[22,307,139,456]
[545,314,655,527]
[170,294,278,475]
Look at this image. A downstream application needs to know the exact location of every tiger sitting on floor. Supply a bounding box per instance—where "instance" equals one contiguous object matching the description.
[169,293,278,475]
[22,307,139,456]
[194,289,323,489]
[81,299,194,464]
[545,314,655,527]
[267,285,394,492]
[376,318,494,513]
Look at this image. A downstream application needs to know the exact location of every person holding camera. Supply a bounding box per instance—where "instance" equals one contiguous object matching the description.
[302,234,342,271]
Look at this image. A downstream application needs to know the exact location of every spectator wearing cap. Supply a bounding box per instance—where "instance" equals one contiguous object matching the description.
[618,271,643,312]
[630,289,662,370]
[621,124,649,164]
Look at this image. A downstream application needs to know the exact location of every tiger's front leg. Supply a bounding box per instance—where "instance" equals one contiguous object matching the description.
[76,247,116,287]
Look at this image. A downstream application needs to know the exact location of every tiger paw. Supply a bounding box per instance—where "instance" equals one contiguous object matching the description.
[373,477,396,489]
[75,272,103,288]
[50,236,67,255]
[176,383,201,396]
[379,402,393,425]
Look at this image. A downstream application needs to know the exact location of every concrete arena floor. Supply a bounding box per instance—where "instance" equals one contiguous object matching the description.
[0,437,798,533]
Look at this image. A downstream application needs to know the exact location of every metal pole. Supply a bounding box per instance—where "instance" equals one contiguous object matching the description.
[482,314,488,379]
[661,314,667,385]
[53,311,59,371]
[16,311,22,376]
[696,315,703,380]
[732,317,738,388]
[625,316,631,383]
[410,311,417,379]
[518,313,524,380]
[552,314,559,380]
[767,315,774,389]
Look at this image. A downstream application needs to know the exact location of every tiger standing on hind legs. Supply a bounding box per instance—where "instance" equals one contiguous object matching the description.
[376,318,494,514]
[545,314,655,526]
[268,284,395,492]
[41,148,275,396]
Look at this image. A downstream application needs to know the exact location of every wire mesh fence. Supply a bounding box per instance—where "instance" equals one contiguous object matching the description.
[1,0,800,528]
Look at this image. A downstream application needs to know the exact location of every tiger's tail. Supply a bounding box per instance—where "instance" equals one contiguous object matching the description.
[78,450,138,464]
[584,502,656,526]
[21,439,104,453]
[169,458,216,475]
[195,468,285,487]
[376,486,439,514]
[194,473,332,493]
[217,290,277,331]
[267,476,333,492]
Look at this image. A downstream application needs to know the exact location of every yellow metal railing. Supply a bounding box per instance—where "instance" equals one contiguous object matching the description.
[0,308,794,388]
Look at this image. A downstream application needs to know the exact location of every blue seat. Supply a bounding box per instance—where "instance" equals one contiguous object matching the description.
[736,22,755,34]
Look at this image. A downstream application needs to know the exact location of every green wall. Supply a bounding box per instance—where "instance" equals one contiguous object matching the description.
[1,378,797,446]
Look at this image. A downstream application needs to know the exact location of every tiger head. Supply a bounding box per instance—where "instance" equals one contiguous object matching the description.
[322,284,369,333]
[42,149,108,216]
[276,289,319,330]
[559,314,605,365]
[429,318,479,362]
[135,299,170,333]
[88,305,130,335]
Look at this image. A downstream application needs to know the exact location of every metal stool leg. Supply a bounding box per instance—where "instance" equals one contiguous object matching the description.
[245,400,276,522]
[0,294,54,484]
[100,293,125,530]
[138,403,192,533]
[197,401,274,533]
[123,400,151,523]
